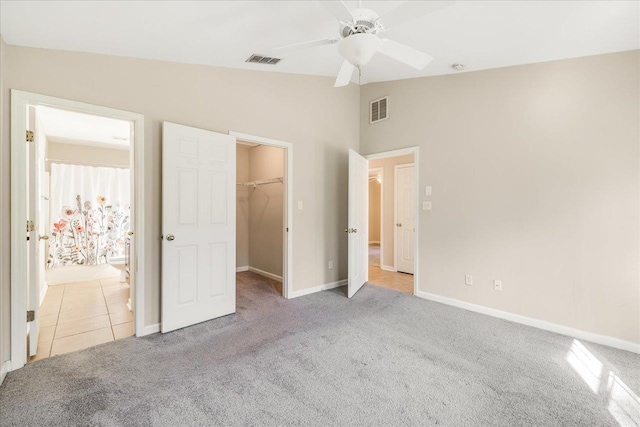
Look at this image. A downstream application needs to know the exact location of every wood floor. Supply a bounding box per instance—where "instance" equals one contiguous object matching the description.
[367,244,414,294]
[30,276,134,362]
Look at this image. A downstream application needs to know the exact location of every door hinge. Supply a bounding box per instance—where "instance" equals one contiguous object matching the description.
[26,130,34,142]
[286,227,289,232]
[26,220,35,232]
[27,310,35,322]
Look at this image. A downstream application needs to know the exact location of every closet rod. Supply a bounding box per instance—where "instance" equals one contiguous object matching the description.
[46,158,129,169]
[236,177,283,188]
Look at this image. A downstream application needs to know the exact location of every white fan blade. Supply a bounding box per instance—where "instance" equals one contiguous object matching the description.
[334,59,355,87]
[271,38,339,55]
[380,1,455,29]
[321,1,354,23]
[378,39,433,70]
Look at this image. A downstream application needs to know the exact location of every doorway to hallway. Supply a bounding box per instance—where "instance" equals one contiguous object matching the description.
[366,151,416,295]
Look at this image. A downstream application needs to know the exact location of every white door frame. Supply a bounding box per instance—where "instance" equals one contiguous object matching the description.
[364,147,419,295]
[229,131,293,299]
[9,90,146,371]
[394,162,415,274]
[368,166,384,249]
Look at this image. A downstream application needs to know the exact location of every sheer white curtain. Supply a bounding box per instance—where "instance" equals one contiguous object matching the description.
[49,163,130,267]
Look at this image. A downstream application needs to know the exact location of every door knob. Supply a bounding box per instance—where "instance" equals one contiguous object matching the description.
[396,223,402,227]
[166,234,175,241]
[39,235,49,241]
[127,231,134,236]
[345,228,349,233]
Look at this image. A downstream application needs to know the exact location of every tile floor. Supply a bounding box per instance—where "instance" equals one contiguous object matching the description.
[30,276,134,362]
[367,244,414,294]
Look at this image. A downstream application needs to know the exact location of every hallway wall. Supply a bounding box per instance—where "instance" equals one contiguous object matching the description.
[368,179,381,243]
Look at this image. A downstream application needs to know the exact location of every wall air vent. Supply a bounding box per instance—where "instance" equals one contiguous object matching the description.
[245,54,282,65]
[370,96,389,124]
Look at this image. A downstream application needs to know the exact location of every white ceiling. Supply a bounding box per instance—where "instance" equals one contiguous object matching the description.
[37,106,131,150]
[1,1,638,85]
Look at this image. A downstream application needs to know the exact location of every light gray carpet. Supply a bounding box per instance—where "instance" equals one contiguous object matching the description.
[2,272,639,426]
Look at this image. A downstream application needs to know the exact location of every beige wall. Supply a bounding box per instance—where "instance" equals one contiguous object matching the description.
[248,145,284,277]
[0,36,9,366]
[236,145,250,268]
[368,179,381,243]
[46,141,130,172]
[1,41,637,365]
[369,154,414,268]
[2,46,360,337]
[361,50,640,344]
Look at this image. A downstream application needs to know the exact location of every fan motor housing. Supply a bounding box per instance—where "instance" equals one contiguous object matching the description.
[340,8,380,38]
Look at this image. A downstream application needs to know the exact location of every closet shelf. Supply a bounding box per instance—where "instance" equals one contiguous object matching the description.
[236,177,283,188]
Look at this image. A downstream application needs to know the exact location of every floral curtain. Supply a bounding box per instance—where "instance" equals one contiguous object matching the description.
[48,163,130,268]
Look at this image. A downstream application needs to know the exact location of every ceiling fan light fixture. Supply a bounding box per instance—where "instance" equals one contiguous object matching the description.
[338,33,381,67]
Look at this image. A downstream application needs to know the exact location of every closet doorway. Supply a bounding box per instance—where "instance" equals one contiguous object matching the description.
[231,132,293,299]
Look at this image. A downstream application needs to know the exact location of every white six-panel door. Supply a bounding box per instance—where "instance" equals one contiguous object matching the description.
[395,164,415,274]
[348,149,368,298]
[161,122,236,333]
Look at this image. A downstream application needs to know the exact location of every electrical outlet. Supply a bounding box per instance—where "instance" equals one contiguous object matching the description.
[494,280,502,291]
[422,201,432,211]
[465,275,472,286]
[328,260,333,270]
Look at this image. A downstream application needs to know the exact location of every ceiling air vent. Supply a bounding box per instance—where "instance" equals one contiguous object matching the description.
[246,54,281,65]
[370,96,389,124]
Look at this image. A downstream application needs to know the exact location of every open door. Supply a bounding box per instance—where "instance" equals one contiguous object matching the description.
[27,106,46,356]
[161,122,236,333]
[347,149,368,298]
[396,164,415,274]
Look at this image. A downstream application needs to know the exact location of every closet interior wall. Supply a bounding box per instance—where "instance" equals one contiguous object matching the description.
[236,144,284,282]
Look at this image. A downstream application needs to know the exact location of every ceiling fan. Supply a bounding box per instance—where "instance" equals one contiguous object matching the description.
[270,1,455,87]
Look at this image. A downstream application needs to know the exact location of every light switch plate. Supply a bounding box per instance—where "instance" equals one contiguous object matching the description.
[422,201,432,211]
[425,186,432,196]
[298,201,303,210]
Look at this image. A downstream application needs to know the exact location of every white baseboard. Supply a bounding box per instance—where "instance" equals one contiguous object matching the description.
[289,279,347,299]
[137,277,347,335]
[1,360,10,385]
[381,265,395,272]
[248,266,282,282]
[369,241,380,244]
[236,266,249,273]
[137,323,160,337]
[415,291,640,354]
